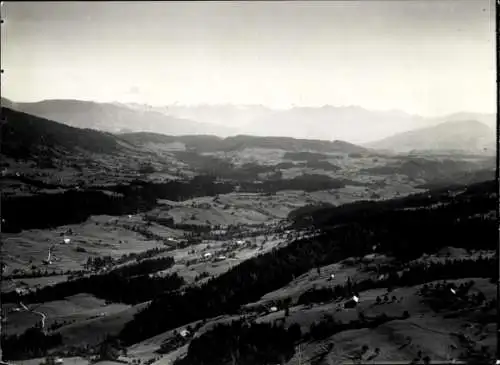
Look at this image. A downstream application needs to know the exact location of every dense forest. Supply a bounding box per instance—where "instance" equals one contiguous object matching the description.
[289,180,495,226]
[174,321,301,365]
[4,258,184,305]
[238,174,346,193]
[1,328,63,361]
[1,176,234,232]
[109,257,175,277]
[117,180,496,345]
[3,170,361,233]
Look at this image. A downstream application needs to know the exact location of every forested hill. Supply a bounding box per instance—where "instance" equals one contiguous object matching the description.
[118,179,496,346]
[1,107,133,159]
[119,132,369,154]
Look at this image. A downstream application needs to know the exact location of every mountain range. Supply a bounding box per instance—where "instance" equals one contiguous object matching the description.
[0,107,368,164]
[2,97,495,154]
[117,103,495,144]
[2,98,237,137]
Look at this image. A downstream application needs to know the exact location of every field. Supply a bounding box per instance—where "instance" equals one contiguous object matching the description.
[1,116,496,365]
[115,248,496,365]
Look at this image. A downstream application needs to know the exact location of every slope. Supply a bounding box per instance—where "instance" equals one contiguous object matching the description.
[1,107,134,160]
[365,120,495,153]
[118,132,224,153]
[119,132,369,155]
[116,179,496,346]
[10,99,235,137]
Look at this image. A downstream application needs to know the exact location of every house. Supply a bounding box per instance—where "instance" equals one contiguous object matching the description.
[344,296,359,309]
[15,288,29,296]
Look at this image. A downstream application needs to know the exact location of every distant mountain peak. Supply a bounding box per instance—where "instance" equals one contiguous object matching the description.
[8,99,238,137]
[366,118,494,154]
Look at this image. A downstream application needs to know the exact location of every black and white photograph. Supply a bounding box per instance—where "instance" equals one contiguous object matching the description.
[0,1,497,364]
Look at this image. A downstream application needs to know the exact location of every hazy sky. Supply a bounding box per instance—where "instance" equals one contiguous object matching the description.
[1,1,495,116]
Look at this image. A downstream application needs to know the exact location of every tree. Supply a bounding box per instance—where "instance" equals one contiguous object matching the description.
[97,337,122,361]
[287,323,302,343]
[358,311,366,322]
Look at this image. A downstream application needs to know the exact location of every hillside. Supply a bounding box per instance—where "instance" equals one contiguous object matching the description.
[5,99,496,147]
[1,97,17,110]
[430,112,496,130]
[366,120,495,153]
[1,109,496,365]
[1,108,134,159]
[119,132,368,155]
[115,180,496,359]
[5,99,236,137]
[220,135,368,154]
[118,133,225,153]
[360,157,494,182]
[140,104,429,144]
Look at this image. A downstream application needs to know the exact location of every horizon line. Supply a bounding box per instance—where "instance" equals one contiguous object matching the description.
[1,95,495,120]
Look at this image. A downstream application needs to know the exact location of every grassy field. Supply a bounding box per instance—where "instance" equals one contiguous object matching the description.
[2,219,167,274]
[146,184,425,229]
[88,248,494,365]
[3,186,495,365]
[2,293,133,337]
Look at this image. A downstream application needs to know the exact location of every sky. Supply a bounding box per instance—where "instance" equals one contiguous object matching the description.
[1,0,496,117]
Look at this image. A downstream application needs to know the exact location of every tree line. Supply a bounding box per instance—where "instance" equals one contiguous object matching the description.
[2,177,234,233]
[4,257,184,305]
[297,256,497,306]
[174,320,301,365]
[1,328,62,361]
[117,180,496,345]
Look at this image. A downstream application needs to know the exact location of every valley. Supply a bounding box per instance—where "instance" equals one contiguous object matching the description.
[2,1,496,363]
[0,107,496,365]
